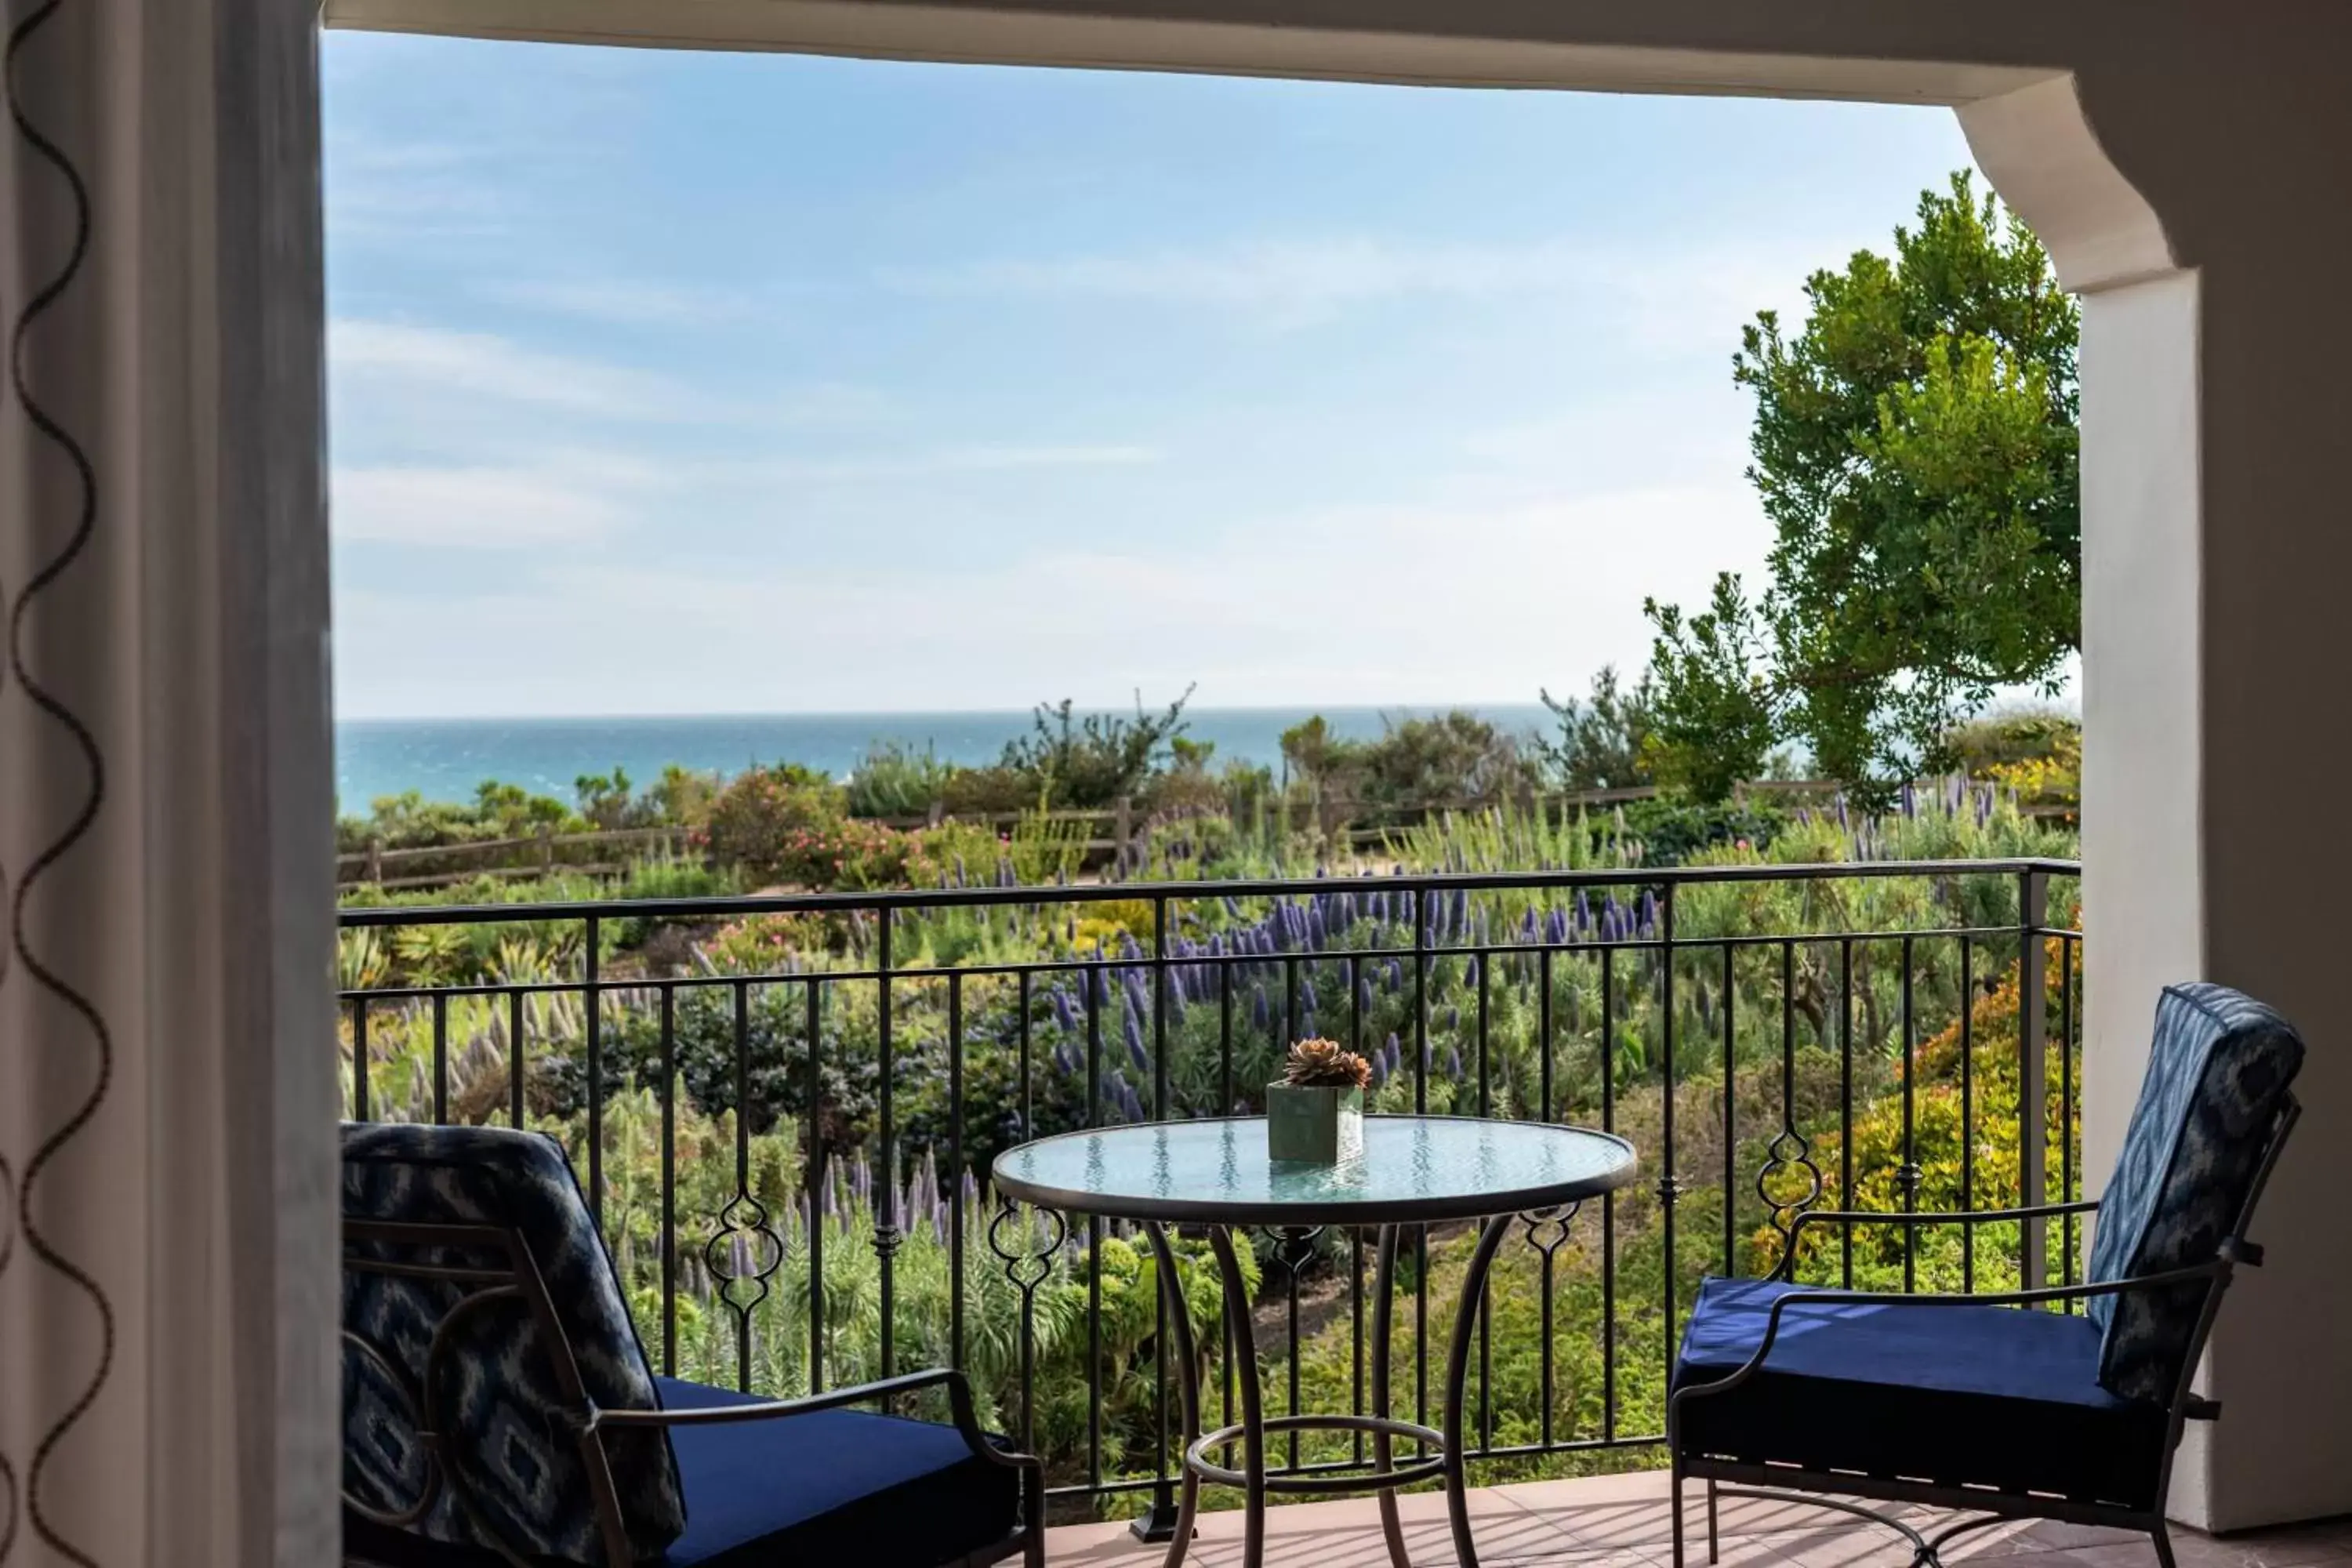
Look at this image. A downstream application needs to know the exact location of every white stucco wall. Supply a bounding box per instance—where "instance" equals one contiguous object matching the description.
[317,0,2352,1530]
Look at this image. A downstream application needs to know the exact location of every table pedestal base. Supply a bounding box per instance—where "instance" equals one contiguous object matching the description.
[1141,1214,1520,1568]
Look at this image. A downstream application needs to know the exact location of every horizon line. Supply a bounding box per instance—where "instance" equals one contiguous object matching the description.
[336,699,1559,725]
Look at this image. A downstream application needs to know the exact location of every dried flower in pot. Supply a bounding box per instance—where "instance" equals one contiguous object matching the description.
[1267,1038,1370,1164]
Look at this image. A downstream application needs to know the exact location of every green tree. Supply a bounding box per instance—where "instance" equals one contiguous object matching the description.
[1537,664,1657,791]
[1278,714,1363,793]
[575,765,643,830]
[1645,171,2079,803]
[999,688,1194,808]
[1357,710,1532,809]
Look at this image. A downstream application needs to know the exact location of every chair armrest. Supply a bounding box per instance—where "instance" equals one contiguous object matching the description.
[593,1368,1037,1474]
[1669,1261,2226,1426]
[1777,1200,2101,1279]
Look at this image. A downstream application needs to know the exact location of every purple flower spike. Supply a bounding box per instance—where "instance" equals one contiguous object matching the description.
[1052,988,1078,1035]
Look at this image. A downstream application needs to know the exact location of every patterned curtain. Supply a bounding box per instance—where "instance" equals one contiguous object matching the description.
[0,0,336,1563]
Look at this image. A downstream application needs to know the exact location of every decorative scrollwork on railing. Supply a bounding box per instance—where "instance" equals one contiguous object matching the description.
[1258,1224,1326,1285]
[987,1198,1065,1294]
[704,1192,787,1318]
[1896,1162,1926,1201]
[1758,1127,1826,1264]
[1520,1203,1581,1261]
[988,1198,1067,1457]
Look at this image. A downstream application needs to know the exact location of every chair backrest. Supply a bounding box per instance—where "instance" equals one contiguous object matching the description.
[2085,983,2303,1403]
[341,1122,686,1566]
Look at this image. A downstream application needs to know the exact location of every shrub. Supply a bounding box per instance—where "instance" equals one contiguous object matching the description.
[998,690,1193,809]
[1949,710,2081,825]
[845,741,956,820]
[939,765,1037,818]
[338,779,583,855]
[1619,797,1787,866]
[1537,665,1658,791]
[697,767,855,884]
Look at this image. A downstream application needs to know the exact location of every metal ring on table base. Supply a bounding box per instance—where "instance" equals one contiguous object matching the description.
[1184,1414,1448,1493]
[1153,1218,1516,1568]
[991,1125,1641,1568]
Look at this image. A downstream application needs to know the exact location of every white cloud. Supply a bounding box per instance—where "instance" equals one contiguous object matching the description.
[480,277,760,326]
[332,454,655,549]
[884,235,1824,344]
[331,319,686,418]
[937,444,1162,470]
[332,477,1771,716]
[325,133,515,241]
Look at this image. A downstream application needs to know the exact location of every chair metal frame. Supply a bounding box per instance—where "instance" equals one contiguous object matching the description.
[1668,1094,2300,1568]
[341,1214,1046,1568]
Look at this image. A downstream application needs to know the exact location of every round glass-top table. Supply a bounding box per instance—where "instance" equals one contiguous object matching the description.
[992,1116,1638,1568]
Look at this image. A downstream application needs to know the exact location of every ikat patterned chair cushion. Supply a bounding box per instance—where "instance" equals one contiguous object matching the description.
[2084,983,2303,1403]
[342,1121,688,1565]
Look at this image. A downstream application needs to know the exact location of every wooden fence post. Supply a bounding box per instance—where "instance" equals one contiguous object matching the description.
[927,799,945,829]
[1114,796,1133,862]
[367,837,383,884]
[538,826,555,869]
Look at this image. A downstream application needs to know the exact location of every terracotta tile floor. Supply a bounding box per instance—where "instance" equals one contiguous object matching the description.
[1047,1469,2352,1568]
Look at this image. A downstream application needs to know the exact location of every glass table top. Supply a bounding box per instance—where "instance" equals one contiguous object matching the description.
[990,1116,1638,1225]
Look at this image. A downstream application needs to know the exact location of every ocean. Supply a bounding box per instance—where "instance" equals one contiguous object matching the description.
[336,705,1555,810]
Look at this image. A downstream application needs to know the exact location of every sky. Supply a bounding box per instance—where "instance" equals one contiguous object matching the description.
[323,34,1984,720]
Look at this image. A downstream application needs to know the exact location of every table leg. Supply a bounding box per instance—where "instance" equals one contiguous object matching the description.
[1141,1221,1203,1568]
[1371,1225,1412,1568]
[1443,1214,1515,1568]
[1207,1225,1267,1568]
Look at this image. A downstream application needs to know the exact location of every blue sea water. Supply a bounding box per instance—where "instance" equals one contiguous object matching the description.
[336,705,1555,810]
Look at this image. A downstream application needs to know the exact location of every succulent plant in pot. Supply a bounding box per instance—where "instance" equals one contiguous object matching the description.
[1267,1037,1371,1164]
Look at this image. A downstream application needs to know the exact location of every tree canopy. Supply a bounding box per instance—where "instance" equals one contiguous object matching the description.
[1643,171,2080,802]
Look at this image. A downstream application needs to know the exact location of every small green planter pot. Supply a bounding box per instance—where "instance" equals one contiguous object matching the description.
[1265,1083,1365,1164]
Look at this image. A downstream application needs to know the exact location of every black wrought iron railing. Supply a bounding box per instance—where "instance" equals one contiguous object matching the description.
[338,858,2084,1519]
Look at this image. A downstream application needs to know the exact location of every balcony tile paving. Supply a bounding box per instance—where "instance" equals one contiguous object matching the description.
[1045,1470,2352,1568]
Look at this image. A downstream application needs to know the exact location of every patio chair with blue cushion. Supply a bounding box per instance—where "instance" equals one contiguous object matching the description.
[339,1121,1044,1568]
[1668,982,2304,1568]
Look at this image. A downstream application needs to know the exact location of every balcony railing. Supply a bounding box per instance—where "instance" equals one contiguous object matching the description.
[337,857,2084,1522]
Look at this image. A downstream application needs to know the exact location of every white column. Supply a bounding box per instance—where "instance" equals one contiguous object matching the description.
[0,1,337,1564]
[1969,71,2352,1534]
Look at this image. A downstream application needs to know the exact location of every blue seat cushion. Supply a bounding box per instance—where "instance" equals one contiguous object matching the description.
[344,1376,1023,1568]
[1673,1276,2169,1509]
[655,1377,1022,1566]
